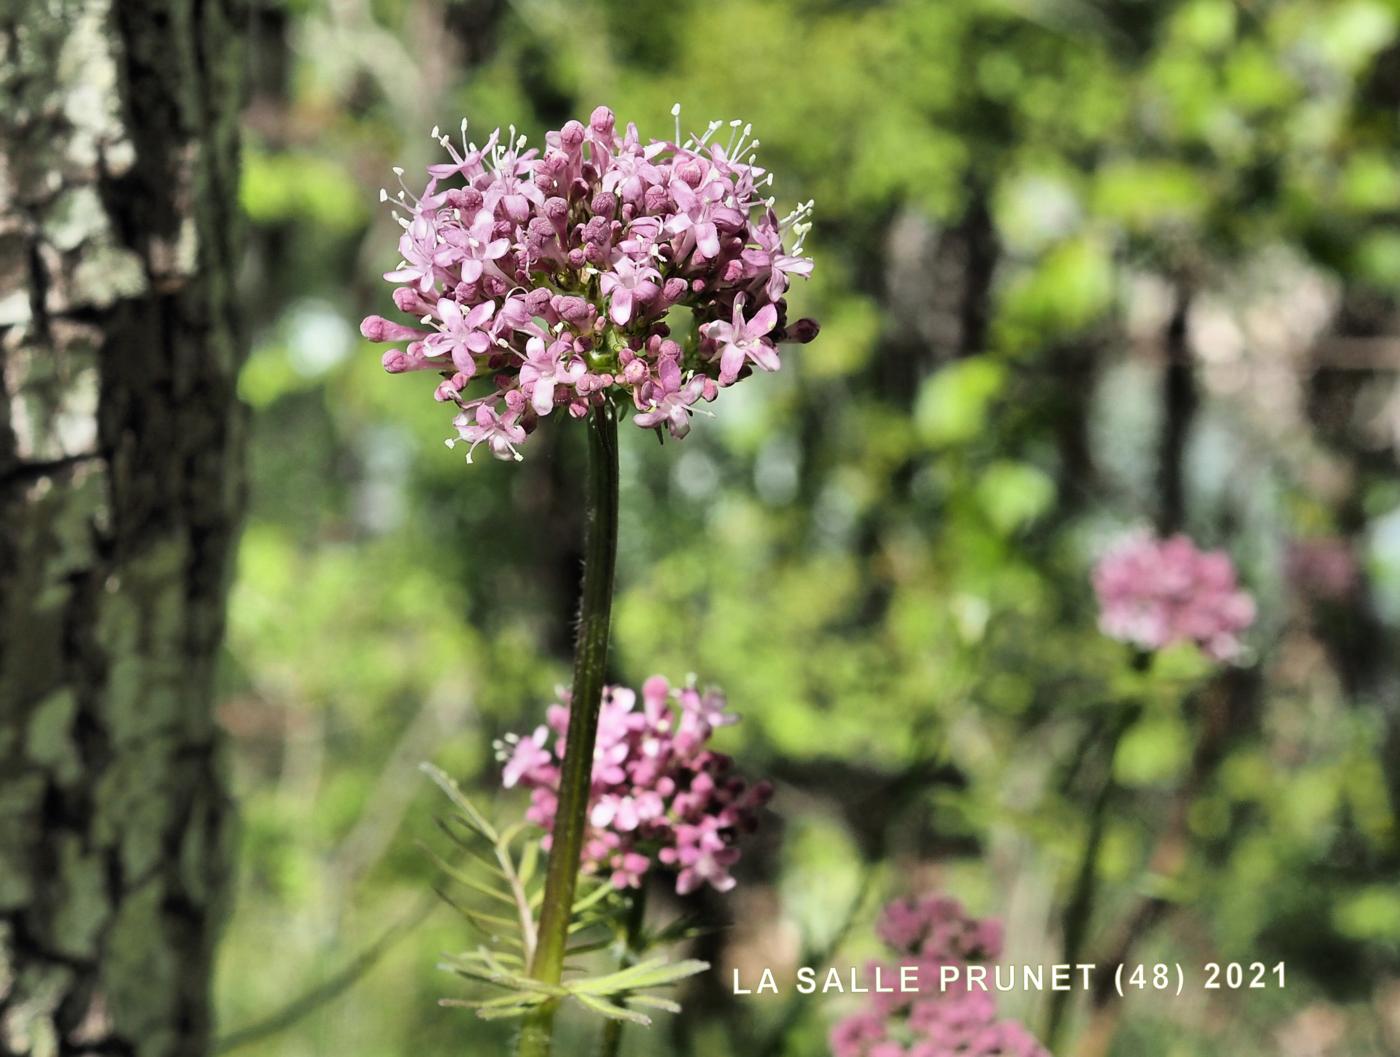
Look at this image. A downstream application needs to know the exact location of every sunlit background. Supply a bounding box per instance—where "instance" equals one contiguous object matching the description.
[214,1,1400,1054]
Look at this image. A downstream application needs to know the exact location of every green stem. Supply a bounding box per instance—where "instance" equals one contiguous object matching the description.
[597,887,649,1057]
[1044,702,1141,1050]
[518,401,621,1057]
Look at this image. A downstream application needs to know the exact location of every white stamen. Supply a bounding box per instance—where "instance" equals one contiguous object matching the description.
[695,119,723,148]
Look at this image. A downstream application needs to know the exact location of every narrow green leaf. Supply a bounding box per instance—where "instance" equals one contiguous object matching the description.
[573,993,652,1027]
[571,880,615,917]
[517,840,541,891]
[437,959,559,997]
[564,939,612,956]
[626,994,682,1014]
[421,764,499,842]
[433,889,525,950]
[476,1003,547,1021]
[474,992,550,1014]
[433,820,514,883]
[571,958,710,996]
[420,843,518,909]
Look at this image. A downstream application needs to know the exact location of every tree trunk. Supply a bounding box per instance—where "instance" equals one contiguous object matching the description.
[0,0,244,1054]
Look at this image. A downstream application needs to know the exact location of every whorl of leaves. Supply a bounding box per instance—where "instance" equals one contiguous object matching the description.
[421,764,708,1026]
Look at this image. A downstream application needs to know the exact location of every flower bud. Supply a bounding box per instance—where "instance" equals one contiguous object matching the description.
[361,315,422,342]
[589,106,615,136]
[622,358,648,385]
[445,188,482,213]
[559,120,586,151]
[590,191,617,218]
[662,277,688,305]
[643,186,671,213]
[392,287,430,314]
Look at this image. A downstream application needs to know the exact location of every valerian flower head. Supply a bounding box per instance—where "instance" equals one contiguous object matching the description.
[830,896,1050,1057]
[1092,532,1256,663]
[496,675,770,895]
[360,106,819,461]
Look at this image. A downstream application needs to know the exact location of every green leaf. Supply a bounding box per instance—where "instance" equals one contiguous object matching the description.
[419,844,518,909]
[571,957,710,997]
[517,840,542,891]
[1335,886,1400,941]
[421,764,499,842]
[475,1002,549,1021]
[573,993,653,1026]
[1004,234,1115,335]
[626,994,682,1014]
[564,938,613,956]
[974,461,1056,534]
[914,359,1006,447]
[473,992,551,1015]
[434,888,525,949]
[438,956,559,996]
[1115,714,1190,787]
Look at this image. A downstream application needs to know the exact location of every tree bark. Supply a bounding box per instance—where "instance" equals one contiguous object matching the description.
[0,0,244,1054]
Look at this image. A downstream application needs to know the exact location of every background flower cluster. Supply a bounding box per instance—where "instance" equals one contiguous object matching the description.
[830,897,1050,1057]
[499,676,771,894]
[1092,533,1257,662]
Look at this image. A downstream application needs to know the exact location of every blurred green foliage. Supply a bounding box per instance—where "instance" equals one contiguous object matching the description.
[216,0,1400,1055]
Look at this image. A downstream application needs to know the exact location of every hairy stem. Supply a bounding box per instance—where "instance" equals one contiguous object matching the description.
[518,400,621,1057]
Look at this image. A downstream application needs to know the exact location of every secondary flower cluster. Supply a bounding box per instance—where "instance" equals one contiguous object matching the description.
[830,896,1049,1057]
[360,106,818,461]
[498,676,771,895]
[1092,533,1256,662]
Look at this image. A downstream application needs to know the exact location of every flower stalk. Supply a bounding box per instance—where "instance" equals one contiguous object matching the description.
[518,399,621,1056]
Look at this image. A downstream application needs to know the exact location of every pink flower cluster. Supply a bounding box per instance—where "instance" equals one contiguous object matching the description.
[498,676,771,895]
[1092,533,1256,662]
[831,896,1049,1057]
[360,106,818,461]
